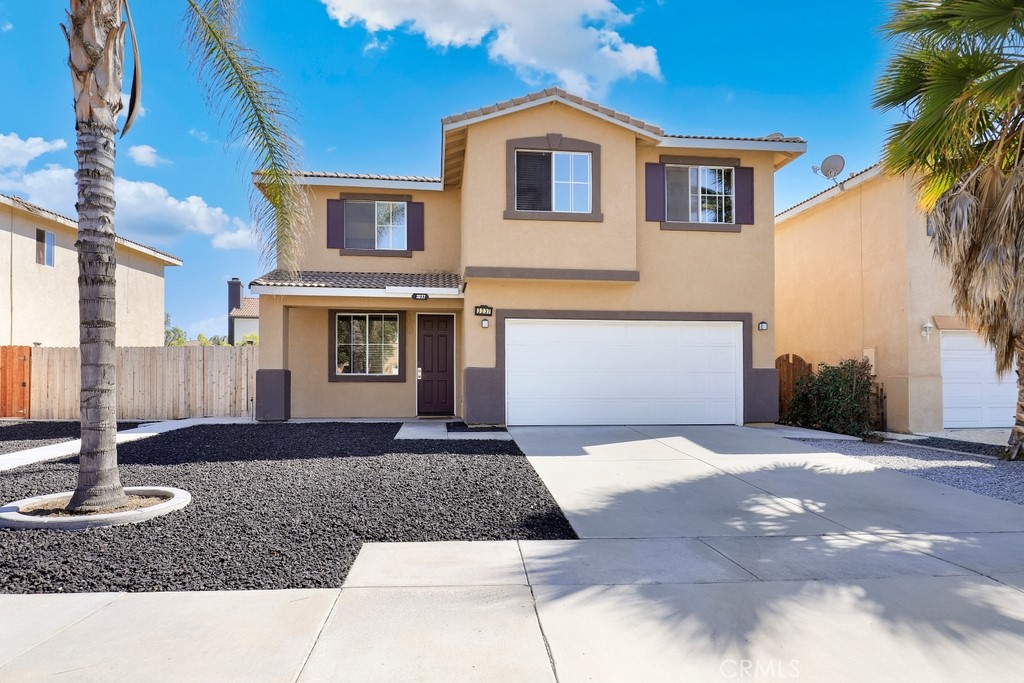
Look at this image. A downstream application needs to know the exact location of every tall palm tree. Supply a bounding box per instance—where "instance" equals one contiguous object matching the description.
[875,0,1024,459]
[65,0,307,510]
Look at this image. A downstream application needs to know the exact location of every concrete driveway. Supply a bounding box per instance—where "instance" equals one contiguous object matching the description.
[5,425,1024,682]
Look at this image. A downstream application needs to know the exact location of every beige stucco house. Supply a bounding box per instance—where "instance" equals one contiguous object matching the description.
[775,164,1017,432]
[252,88,806,425]
[1,193,182,347]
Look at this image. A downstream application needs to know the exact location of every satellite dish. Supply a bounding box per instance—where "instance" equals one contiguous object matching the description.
[820,154,845,179]
[812,154,846,186]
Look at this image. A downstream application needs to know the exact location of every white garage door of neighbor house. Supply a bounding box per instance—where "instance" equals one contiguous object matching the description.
[505,319,744,426]
[941,331,1017,428]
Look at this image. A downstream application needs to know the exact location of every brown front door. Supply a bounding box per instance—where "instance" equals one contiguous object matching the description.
[417,315,455,415]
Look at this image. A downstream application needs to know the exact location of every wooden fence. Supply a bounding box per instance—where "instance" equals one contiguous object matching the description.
[24,345,258,420]
[775,353,812,419]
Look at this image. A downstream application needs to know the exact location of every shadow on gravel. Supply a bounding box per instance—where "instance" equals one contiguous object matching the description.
[0,422,575,593]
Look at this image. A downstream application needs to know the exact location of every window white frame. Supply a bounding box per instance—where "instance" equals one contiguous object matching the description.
[36,229,55,267]
[665,164,735,224]
[514,150,592,213]
[344,200,407,251]
[335,312,401,376]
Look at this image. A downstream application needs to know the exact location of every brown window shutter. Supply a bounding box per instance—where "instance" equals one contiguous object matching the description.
[645,163,665,222]
[327,199,345,248]
[407,202,425,251]
[735,167,754,225]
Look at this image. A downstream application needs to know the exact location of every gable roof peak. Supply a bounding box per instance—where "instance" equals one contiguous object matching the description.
[441,87,666,137]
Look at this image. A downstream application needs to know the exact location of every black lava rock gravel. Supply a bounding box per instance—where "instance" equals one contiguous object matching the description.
[0,422,576,593]
[0,421,145,456]
[447,421,508,433]
[898,436,1007,458]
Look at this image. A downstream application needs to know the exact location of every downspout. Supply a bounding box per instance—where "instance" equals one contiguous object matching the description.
[7,203,13,345]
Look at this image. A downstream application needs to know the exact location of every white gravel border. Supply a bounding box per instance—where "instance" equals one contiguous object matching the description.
[0,486,192,531]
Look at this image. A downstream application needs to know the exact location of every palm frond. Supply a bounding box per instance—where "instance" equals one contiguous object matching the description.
[182,0,309,271]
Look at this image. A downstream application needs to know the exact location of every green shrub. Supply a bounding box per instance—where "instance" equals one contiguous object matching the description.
[783,358,875,437]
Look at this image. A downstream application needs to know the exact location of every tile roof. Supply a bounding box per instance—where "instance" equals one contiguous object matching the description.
[251,270,462,290]
[664,133,806,144]
[229,297,260,318]
[0,193,182,264]
[295,171,441,183]
[441,87,666,136]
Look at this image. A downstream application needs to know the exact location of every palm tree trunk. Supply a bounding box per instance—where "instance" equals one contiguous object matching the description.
[66,0,128,511]
[1008,336,1024,461]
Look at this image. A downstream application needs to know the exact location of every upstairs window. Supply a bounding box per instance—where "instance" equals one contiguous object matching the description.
[343,201,407,250]
[666,165,734,224]
[35,229,54,267]
[515,150,592,213]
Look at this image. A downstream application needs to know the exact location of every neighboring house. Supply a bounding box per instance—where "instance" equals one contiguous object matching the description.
[251,88,806,424]
[227,277,259,344]
[0,193,182,347]
[775,165,1017,432]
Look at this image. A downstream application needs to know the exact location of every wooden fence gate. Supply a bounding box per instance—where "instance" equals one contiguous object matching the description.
[775,353,811,419]
[0,346,32,419]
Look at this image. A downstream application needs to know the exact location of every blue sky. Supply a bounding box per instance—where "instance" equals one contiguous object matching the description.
[0,1,898,339]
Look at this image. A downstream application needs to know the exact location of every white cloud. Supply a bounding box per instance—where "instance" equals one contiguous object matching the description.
[321,0,661,97]
[0,159,255,251]
[127,144,169,167]
[2,22,13,32]
[0,132,67,170]
[363,34,392,54]
[189,129,210,143]
[212,221,258,250]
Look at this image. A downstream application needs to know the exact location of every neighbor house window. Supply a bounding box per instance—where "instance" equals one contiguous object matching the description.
[335,313,400,376]
[35,229,55,267]
[515,150,591,213]
[666,165,734,224]
[343,201,407,251]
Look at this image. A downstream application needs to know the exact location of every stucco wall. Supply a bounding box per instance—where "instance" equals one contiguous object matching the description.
[1,204,171,347]
[260,294,463,419]
[775,171,957,431]
[460,102,638,272]
[296,186,460,274]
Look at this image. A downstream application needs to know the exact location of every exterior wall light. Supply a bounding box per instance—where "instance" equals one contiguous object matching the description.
[921,321,934,338]
[757,321,768,331]
[481,319,490,329]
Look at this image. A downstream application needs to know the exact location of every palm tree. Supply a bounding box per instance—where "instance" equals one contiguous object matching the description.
[875,0,1024,459]
[65,0,307,510]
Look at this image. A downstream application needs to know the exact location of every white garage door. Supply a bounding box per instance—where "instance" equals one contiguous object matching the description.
[941,331,1017,428]
[505,319,744,426]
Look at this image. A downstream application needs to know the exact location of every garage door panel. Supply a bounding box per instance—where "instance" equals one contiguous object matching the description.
[941,332,1016,428]
[505,319,743,426]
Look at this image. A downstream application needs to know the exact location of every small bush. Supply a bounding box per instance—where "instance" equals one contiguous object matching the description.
[783,358,875,437]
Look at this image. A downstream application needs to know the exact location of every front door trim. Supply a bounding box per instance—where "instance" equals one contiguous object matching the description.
[415,313,456,416]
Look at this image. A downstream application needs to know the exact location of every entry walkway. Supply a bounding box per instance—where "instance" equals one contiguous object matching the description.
[4,425,1024,681]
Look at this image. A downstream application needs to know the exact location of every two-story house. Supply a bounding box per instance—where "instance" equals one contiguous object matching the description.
[251,89,805,425]
[1,193,181,347]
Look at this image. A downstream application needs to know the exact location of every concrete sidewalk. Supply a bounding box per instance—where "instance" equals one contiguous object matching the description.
[5,424,1024,681]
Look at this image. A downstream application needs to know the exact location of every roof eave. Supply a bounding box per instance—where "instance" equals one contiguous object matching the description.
[441,94,664,141]
[776,164,885,223]
[289,175,444,192]
[250,284,463,298]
